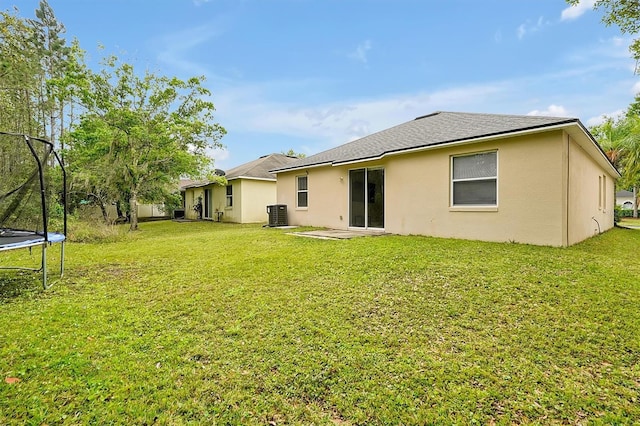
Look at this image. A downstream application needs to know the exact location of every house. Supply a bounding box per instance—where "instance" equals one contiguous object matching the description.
[615,190,636,210]
[271,111,620,247]
[182,153,299,223]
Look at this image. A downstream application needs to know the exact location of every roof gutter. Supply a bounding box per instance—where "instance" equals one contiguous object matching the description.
[228,176,276,182]
[270,161,334,174]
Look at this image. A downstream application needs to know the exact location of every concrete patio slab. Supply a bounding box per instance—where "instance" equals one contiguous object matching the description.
[289,229,388,240]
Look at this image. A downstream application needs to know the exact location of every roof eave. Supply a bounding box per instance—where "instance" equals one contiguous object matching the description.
[332,121,581,166]
[270,119,620,178]
[270,161,334,174]
[228,176,276,182]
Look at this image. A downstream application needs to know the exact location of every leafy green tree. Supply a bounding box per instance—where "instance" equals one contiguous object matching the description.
[28,0,71,146]
[0,7,41,134]
[591,113,640,217]
[66,55,226,230]
[567,0,640,65]
[1,1,83,146]
[282,148,306,158]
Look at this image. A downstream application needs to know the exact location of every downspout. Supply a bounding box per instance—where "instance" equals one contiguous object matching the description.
[565,133,570,246]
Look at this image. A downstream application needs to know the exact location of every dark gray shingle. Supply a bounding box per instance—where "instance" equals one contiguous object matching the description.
[271,111,577,172]
[224,153,299,180]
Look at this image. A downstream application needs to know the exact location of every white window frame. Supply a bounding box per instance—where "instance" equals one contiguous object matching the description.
[451,151,498,208]
[225,184,233,208]
[296,175,308,208]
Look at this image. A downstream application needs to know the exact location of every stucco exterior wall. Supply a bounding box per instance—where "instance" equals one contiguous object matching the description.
[615,193,635,209]
[277,168,348,229]
[183,179,277,223]
[220,180,240,223]
[385,133,566,245]
[277,130,616,246]
[567,136,616,245]
[184,187,203,220]
[239,179,277,223]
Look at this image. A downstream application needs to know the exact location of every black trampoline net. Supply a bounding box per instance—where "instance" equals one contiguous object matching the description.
[0,132,64,236]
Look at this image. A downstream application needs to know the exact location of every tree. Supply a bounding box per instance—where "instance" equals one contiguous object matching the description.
[0,7,41,134]
[66,55,226,230]
[282,148,306,158]
[567,0,640,67]
[590,113,640,218]
[28,0,71,147]
[1,1,83,144]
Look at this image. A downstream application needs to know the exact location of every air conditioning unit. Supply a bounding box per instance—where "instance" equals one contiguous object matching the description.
[266,204,288,227]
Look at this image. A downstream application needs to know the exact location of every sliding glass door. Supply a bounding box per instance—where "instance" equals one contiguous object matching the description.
[349,168,384,229]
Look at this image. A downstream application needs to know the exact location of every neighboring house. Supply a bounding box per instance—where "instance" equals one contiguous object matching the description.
[183,153,299,223]
[615,190,635,210]
[271,111,620,247]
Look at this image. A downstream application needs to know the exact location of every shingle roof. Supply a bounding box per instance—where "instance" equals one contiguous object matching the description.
[616,190,634,197]
[225,153,299,180]
[181,154,299,189]
[271,111,579,172]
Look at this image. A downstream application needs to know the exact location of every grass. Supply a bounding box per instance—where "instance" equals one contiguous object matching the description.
[618,216,640,228]
[1,221,639,425]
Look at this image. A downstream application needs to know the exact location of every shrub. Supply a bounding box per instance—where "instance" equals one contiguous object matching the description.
[65,216,130,243]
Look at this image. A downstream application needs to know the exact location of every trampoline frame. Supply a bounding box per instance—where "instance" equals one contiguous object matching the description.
[0,132,67,289]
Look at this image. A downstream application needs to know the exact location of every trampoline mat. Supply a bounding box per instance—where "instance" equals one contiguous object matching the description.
[0,229,65,250]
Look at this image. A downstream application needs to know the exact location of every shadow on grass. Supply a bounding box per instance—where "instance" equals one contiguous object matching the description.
[0,271,44,301]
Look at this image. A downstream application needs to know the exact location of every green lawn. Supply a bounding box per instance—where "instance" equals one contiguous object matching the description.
[1,222,639,425]
[619,216,640,228]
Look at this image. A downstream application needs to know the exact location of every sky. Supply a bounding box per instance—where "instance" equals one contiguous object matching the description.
[6,0,639,170]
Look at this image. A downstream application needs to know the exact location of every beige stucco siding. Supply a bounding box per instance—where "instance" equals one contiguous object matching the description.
[278,168,348,228]
[220,181,240,223]
[567,136,616,245]
[184,187,202,220]
[184,185,224,220]
[238,179,276,223]
[183,179,278,223]
[381,133,565,245]
[277,130,606,246]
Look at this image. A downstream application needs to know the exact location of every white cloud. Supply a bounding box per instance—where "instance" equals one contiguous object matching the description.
[155,22,227,77]
[632,81,640,94]
[586,109,625,127]
[517,16,549,40]
[213,82,510,153]
[561,0,596,21]
[348,40,372,64]
[206,146,231,169]
[204,35,635,162]
[527,104,571,117]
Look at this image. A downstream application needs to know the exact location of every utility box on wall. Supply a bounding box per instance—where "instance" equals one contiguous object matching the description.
[267,204,288,227]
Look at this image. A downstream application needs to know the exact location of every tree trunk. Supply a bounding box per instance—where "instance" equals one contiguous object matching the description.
[129,191,139,231]
[99,201,109,224]
[634,186,638,219]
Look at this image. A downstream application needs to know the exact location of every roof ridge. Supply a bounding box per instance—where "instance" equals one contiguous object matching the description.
[424,110,576,120]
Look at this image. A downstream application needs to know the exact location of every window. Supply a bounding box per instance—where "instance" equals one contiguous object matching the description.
[226,184,233,207]
[451,151,497,206]
[297,175,308,208]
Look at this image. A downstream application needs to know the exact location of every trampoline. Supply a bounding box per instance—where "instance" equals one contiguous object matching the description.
[0,132,67,289]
